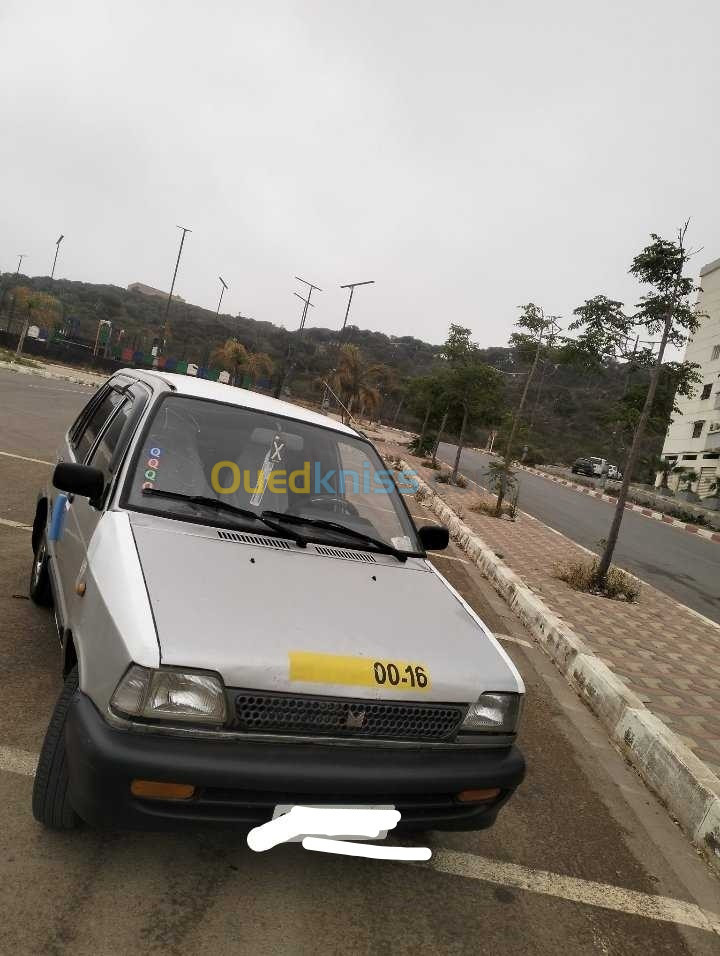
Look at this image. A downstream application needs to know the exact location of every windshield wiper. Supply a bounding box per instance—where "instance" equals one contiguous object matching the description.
[260,510,408,561]
[141,489,306,547]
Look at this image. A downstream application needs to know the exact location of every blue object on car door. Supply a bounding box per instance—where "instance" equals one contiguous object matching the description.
[48,494,69,541]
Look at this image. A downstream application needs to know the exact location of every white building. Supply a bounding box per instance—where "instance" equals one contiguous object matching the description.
[660,256,720,496]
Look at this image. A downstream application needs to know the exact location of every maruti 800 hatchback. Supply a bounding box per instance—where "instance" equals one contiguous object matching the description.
[29,370,525,831]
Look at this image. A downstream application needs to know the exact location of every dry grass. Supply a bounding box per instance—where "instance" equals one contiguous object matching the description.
[421,458,441,470]
[470,499,513,518]
[554,558,640,602]
[435,471,467,487]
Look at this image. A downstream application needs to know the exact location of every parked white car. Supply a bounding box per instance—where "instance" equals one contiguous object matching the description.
[29,370,525,832]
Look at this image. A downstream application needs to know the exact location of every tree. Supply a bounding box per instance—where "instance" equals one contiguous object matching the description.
[245,351,274,389]
[10,287,62,360]
[495,304,559,515]
[211,338,249,385]
[446,361,504,482]
[571,224,702,586]
[11,286,62,331]
[331,345,384,422]
[407,372,449,455]
[430,324,476,466]
[601,359,700,470]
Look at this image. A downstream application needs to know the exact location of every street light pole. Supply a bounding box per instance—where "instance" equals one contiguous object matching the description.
[50,235,64,279]
[339,279,374,340]
[216,276,229,315]
[273,277,322,398]
[163,225,191,349]
[165,225,192,319]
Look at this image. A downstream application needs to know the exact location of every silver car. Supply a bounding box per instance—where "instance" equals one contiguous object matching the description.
[30,369,525,832]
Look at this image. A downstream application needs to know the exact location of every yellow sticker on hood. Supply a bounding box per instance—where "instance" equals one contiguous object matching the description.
[289,651,431,691]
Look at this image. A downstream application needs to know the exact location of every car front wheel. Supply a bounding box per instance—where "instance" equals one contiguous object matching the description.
[29,535,53,608]
[32,667,81,830]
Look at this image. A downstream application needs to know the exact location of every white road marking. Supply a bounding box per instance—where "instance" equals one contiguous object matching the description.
[0,745,37,777]
[494,632,534,649]
[426,849,720,936]
[0,742,717,933]
[0,517,32,531]
[0,450,53,466]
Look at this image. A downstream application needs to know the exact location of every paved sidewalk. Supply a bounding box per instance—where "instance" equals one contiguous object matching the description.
[378,437,720,777]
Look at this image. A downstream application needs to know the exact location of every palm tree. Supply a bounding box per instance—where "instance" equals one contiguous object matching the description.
[211,338,249,385]
[245,351,274,390]
[332,345,383,423]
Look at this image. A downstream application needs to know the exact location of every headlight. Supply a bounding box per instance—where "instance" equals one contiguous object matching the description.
[111,665,227,725]
[460,693,523,734]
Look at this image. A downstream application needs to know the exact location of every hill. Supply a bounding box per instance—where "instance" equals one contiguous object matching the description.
[0,271,669,478]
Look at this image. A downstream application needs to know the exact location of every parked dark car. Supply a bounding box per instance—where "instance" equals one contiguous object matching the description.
[571,457,594,476]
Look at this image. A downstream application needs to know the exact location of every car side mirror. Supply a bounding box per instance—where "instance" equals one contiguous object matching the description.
[417,524,449,551]
[53,462,105,506]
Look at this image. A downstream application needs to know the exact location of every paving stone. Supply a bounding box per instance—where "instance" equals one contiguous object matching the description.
[380,439,720,778]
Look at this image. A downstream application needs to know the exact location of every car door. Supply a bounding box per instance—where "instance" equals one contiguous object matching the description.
[52,381,141,616]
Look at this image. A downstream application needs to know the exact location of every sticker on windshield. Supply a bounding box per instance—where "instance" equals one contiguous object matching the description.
[390,535,412,551]
[250,433,285,507]
[141,446,162,491]
[289,651,431,691]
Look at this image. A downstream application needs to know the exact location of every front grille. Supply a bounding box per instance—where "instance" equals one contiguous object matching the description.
[233,691,464,742]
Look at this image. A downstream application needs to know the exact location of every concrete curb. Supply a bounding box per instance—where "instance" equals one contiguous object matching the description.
[403,460,720,873]
[517,463,720,544]
[0,359,104,387]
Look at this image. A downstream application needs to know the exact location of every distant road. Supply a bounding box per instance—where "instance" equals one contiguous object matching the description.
[437,442,720,624]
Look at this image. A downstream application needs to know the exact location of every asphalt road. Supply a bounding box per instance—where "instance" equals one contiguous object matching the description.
[437,443,720,625]
[1,368,719,955]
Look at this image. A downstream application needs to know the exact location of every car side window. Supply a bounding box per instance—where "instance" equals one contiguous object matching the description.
[74,388,125,462]
[88,398,134,478]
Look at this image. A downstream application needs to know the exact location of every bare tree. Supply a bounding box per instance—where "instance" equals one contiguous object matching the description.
[494,305,560,515]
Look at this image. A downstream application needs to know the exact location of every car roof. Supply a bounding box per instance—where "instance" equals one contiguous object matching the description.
[116,369,359,437]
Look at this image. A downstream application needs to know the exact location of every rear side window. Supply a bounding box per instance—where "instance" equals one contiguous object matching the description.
[88,398,134,477]
[74,388,125,462]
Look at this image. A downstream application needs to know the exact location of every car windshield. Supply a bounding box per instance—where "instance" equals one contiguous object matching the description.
[123,394,421,553]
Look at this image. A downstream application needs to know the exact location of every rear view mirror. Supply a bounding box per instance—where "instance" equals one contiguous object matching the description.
[417,524,450,551]
[53,463,105,505]
[250,427,304,452]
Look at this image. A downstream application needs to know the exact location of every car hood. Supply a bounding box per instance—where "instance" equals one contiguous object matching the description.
[129,516,523,703]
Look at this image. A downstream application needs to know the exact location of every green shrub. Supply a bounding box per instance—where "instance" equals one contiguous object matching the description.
[409,431,436,456]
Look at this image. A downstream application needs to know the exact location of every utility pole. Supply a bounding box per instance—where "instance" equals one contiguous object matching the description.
[51,235,64,279]
[216,276,229,315]
[15,254,26,275]
[295,276,322,331]
[339,279,374,341]
[163,225,191,348]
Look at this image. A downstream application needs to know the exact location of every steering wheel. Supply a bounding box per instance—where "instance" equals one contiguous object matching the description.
[303,495,359,517]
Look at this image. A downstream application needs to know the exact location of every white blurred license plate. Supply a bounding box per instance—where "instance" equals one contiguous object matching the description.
[271,804,396,842]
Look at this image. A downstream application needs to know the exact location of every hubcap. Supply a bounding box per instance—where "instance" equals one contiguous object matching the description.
[33,543,45,585]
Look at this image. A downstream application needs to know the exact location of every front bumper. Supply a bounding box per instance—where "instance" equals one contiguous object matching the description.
[65,693,525,831]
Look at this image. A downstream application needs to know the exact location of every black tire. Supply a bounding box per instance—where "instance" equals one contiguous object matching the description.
[32,668,81,830]
[29,534,53,608]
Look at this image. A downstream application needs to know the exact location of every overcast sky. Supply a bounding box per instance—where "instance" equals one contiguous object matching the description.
[2,0,719,348]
